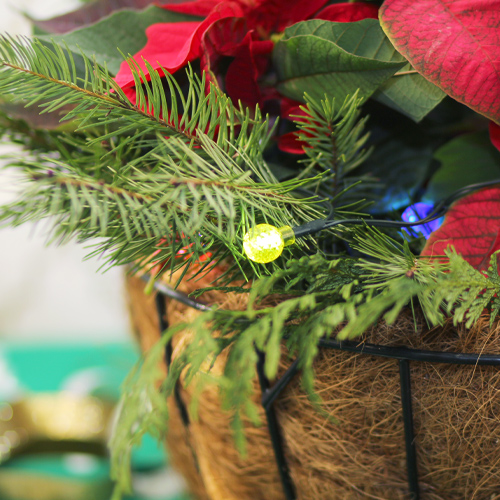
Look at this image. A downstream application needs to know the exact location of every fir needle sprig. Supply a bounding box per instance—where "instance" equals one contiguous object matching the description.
[0,35,326,277]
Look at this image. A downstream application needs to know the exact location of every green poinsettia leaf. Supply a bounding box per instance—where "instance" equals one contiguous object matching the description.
[273,19,405,104]
[29,0,166,34]
[372,63,446,122]
[423,132,500,203]
[39,6,197,75]
[0,98,67,130]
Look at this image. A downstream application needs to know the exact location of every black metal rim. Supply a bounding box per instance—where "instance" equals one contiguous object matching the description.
[151,279,500,500]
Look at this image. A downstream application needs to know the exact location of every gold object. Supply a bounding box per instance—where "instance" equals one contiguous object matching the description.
[0,394,115,500]
[0,393,113,464]
[0,470,113,500]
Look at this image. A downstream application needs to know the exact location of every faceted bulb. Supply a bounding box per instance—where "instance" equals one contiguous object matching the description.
[243,224,285,264]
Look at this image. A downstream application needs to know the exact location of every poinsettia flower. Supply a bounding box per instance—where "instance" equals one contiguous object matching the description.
[164,0,332,33]
[114,2,245,90]
[223,35,275,105]
[114,22,198,89]
[239,0,329,33]
[163,0,223,17]
[200,16,274,105]
[116,0,330,106]
[115,0,380,112]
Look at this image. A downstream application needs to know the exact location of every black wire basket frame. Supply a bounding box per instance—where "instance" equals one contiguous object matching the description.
[153,282,500,500]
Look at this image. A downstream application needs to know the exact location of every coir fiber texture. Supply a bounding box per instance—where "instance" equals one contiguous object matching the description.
[126,274,500,500]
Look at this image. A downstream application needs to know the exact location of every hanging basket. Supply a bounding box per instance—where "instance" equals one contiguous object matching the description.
[126,273,500,500]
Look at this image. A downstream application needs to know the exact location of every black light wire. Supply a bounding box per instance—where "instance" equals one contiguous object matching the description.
[146,179,500,305]
[293,179,500,238]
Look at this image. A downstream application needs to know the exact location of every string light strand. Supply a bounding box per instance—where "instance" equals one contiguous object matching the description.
[243,179,500,264]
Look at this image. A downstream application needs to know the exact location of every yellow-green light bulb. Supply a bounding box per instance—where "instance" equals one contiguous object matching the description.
[243,224,295,264]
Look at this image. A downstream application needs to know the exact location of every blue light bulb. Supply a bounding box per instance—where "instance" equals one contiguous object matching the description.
[401,203,443,239]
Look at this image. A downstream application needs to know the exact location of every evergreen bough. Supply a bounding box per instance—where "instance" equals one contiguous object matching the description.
[0,35,498,499]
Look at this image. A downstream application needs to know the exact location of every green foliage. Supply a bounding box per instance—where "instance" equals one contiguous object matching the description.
[352,229,500,329]
[0,35,324,278]
[0,30,498,500]
[372,63,446,122]
[292,92,371,194]
[428,250,500,328]
[273,19,405,104]
[40,6,196,74]
[423,132,500,203]
[109,324,181,499]
[110,234,500,497]
[273,18,446,122]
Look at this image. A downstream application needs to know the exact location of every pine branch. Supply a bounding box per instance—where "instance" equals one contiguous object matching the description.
[0,36,275,164]
[0,133,324,277]
[351,228,500,328]
[293,92,371,194]
[0,35,329,277]
[352,226,442,286]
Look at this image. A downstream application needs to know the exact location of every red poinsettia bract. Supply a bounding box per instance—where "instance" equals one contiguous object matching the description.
[380,0,500,125]
[114,0,378,112]
[421,187,500,271]
[490,121,500,153]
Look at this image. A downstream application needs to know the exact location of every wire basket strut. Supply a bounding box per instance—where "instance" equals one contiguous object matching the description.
[153,281,500,500]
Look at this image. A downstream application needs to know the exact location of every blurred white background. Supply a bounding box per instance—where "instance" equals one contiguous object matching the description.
[0,0,130,342]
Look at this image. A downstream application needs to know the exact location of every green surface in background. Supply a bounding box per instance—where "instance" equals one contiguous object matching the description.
[0,343,191,500]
